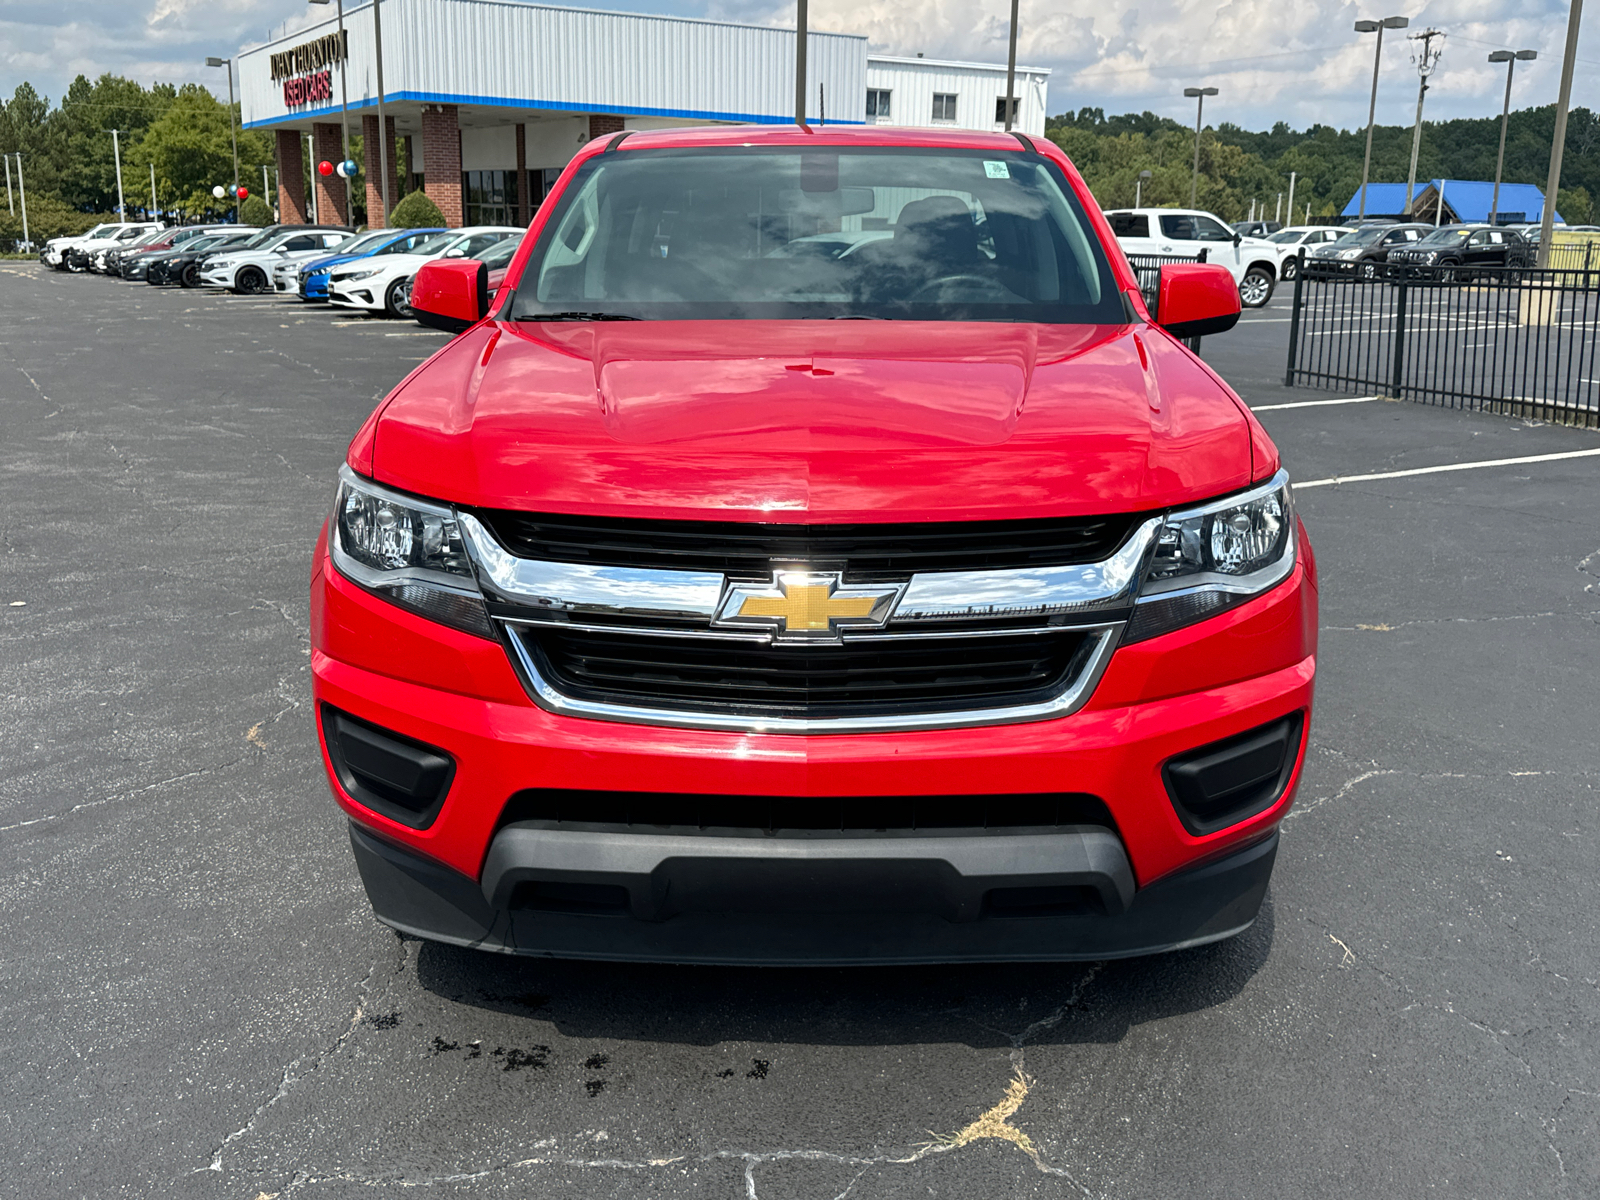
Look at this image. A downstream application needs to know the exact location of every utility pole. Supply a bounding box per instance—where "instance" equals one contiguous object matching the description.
[1405,28,1444,213]
[1276,193,1283,222]
[108,129,126,219]
[373,0,391,225]
[15,155,29,249]
[149,161,157,217]
[1003,0,1019,132]
[1540,0,1584,265]
[1287,171,1297,223]
[795,0,809,128]
[1183,87,1218,208]
[4,154,11,215]
[1488,50,1538,225]
[1136,169,1151,207]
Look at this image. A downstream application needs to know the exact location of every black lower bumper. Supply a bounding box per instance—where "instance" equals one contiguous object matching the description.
[348,820,1278,966]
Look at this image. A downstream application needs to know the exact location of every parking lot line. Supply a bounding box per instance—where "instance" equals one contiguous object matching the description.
[1251,396,1381,412]
[1297,446,1600,490]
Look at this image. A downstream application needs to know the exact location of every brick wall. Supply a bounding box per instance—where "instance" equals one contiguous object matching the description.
[362,113,398,227]
[588,114,625,140]
[311,123,347,226]
[276,129,308,224]
[421,105,462,227]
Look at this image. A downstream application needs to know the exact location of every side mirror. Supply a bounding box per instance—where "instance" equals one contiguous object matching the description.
[413,258,488,335]
[1232,232,1243,246]
[1155,263,1240,339]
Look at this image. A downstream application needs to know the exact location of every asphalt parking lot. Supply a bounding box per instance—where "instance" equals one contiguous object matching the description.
[3,267,1599,1200]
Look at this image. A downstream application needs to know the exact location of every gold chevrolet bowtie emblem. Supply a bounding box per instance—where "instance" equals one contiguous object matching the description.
[714,572,902,640]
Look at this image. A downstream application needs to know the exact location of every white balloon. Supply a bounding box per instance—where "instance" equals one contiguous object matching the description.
[212,185,226,199]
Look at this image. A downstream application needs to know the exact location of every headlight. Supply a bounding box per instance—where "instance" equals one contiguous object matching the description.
[329,466,493,638]
[1338,249,1361,260]
[1423,251,1438,262]
[341,268,380,281]
[209,259,233,270]
[1126,470,1296,642]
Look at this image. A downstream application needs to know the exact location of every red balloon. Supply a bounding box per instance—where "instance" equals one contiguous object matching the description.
[318,160,334,177]
[237,186,249,199]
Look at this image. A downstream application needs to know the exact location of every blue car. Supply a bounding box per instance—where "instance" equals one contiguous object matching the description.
[281,227,446,300]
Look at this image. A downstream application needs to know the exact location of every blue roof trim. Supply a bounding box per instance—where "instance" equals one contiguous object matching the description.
[244,91,863,130]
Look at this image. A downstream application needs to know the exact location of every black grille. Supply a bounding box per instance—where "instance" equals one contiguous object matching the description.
[472,509,1141,580]
[498,788,1115,834]
[517,627,1093,716]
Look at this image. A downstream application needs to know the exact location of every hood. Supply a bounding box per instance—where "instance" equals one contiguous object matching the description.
[370,321,1257,524]
[335,251,434,276]
[302,252,360,274]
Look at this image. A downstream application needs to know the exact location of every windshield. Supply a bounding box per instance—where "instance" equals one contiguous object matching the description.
[126,230,166,248]
[239,228,285,250]
[85,227,119,241]
[479,238,519,268]
[1418,228,1471,245]
[185,235,228,253]
[411,232,459,256]
[1268,228,1304,244]
[510,147,1121,322]
[1339,228,1390,246]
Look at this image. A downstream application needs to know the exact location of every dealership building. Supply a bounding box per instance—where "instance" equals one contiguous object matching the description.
[237,0,1050,227]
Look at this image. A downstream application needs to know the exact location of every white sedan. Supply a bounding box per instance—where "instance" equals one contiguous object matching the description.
[1266,226,1348,280]
[327,227,523,317]
[199,230,354,294]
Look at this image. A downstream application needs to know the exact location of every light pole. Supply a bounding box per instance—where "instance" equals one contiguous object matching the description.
[373,0,391,225]
[205,56,241,219]
[149,161,157,217]
[5,154,12,215]
[107,129,126,218]
[1183,87,1218,208]
[1287,171,1297,223]
[1539,0,1584,264]
[309,0,353,220]
[795,0,808,128]
[1136,168,1152,207]
[1404,28,1444,213]
[14,155,28,249]
[1488,49,1537,226]
[1003,0,1019,132]
[1353,16,1409,219]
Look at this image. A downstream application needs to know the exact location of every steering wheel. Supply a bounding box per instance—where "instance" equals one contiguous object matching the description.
[906,273,1006,303]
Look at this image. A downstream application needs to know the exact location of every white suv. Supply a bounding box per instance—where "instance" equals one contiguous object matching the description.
[41,222,162,271]
[1266,226,1348,280]
[1103,208,1282,307]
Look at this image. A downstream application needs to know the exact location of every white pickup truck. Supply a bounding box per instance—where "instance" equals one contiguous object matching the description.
[1103,208,1282,307]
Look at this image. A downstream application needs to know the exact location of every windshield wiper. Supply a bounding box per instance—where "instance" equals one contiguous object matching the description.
[522,311,641,321]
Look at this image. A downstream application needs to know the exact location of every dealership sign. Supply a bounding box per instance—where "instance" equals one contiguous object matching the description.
[272,29,346,107]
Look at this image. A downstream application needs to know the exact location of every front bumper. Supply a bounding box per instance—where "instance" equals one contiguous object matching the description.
[350,818,1279,965]
[328,283,380,310]
[312,533,1317,963]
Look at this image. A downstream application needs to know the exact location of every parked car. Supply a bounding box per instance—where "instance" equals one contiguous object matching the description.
[199,228,355,294]
[63,224,163,272]
[1231,220,1282,238]
[1388,224,1534,280]
[149,229,261,287]
[277,227,446,300]
[412,238,521,327]
[1103,208,1282,306]
[1306,223,1432,279]
[40,222,161,270]
[95,227,177,275]
[1266,226,1348,280]
[327,125,1314,967]
[119,225,237,281]
[327,226,521,317]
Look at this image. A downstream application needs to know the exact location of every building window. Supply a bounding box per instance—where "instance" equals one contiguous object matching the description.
[866,89,892,121]
[995,96,1020,124]
[932,93,957,122]
[462,169,521,226]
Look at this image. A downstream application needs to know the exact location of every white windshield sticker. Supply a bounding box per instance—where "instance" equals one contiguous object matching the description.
[983,161,1010,179]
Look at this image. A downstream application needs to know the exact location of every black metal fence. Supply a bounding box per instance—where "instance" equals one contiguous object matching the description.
[1284,252,1600,428]
[1126,250,1207,316]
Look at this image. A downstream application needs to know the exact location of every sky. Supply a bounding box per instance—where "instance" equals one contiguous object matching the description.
[2,0,1596,134]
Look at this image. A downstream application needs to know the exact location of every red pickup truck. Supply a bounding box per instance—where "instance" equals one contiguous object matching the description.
[312,125,1316,965]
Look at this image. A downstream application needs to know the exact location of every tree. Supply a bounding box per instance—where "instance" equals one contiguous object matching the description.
[127,84,271,217]
[390,189,444,228]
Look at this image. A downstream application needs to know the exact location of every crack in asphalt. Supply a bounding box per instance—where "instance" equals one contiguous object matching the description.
[0,763,245,835]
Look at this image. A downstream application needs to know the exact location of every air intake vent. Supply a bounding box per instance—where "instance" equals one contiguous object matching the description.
[321,705,455,830]
[1162,713,1304,835]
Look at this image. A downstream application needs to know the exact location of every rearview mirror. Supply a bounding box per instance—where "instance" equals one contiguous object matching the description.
[413,258,488,335]
[1155,263,1240,338]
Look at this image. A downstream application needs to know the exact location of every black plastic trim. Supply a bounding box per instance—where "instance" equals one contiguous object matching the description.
[1162,713,1304,835]
[321,704,456,830]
